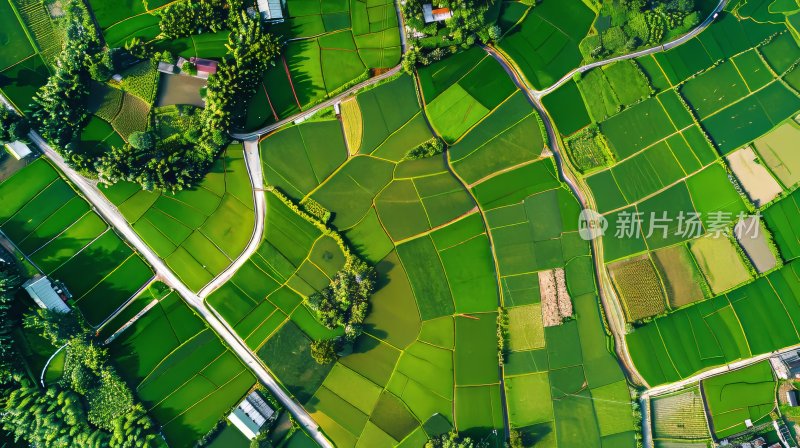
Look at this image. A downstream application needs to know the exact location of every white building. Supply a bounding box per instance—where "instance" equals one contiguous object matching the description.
[228,391,275,440]
[3,141,31,160]
[257,0,284,22]
[422,3,453,23]
[23,275,70,313]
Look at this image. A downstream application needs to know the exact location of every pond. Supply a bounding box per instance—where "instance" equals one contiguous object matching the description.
[156,74,206,108]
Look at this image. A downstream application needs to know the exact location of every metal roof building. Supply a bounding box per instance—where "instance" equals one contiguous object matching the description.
[3,141,31,160]
[257,0,284,21]
[228,391,275,440]
[23,275,70,313]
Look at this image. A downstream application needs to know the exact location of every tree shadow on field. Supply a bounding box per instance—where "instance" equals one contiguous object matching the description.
[283,40,326,108]
[459,427,504,447]
[28,231,152,327]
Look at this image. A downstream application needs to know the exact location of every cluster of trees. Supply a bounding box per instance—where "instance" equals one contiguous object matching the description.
[425,430,530,447]
[581,0,701,59]
[425,432,488,448]
[0,108,30,144]
[97,5,282,192]
[405,137,444,160]
[308,257,377,365]
[20,309,160,446]
[402,0,501,70]
[0,260,20,384]
[30,0,103,174]
[0,268,159,448]
[25,0,282,192]
[158,0,230,38]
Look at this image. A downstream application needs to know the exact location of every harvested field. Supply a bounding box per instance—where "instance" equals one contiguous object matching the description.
[651,244,707,309]
[754,121,800,188]
[608,255,667,321]
[538,268,572,327]
[651,386,710,441]
[340,98,362,155]
[734,216,777,273]
[725,146,783,207]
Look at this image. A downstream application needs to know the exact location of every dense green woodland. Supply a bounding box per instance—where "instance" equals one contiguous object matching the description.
[0,258,158,447]
[18,0,281,192]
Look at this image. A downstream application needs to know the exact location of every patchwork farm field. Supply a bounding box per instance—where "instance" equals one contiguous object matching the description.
[106,282,256,447]
[0,159,153,326]
[204,60,641,447]
[101,144,255,292]
[9,0,800,444]
[243,0,402,130]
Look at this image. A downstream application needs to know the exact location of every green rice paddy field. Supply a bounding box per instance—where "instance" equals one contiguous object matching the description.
[417,48,520,144]
[627,255,800,386]
[204,60,639,447]
[101,144,255,292]
[0,0,60,112]
[623,127,800,385]
[701,361,776,438]
[496,0,595,90]
[0,159,154,326]
[104,282,256,447]
[243,0,402,130]
[443,74,636,446]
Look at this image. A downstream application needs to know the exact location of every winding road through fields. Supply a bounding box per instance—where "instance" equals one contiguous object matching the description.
[0,1,752,446]
[21,130,336,448]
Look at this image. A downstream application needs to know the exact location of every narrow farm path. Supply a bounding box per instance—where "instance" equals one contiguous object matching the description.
[484,44,648,387]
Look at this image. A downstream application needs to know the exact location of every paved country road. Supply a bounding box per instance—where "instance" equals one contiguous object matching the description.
[531,0,728,99]
[0,83,333,446]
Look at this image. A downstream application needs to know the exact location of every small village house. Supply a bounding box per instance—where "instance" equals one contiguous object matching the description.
[189,57,218,79]
[422,3,453,23]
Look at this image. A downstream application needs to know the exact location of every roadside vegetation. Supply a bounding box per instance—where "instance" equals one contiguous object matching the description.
[581,0,702,60]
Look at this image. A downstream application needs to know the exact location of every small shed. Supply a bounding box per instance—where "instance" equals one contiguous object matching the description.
[228,391,275,440]
[23,275,70,313]
[3,141,31,160]
[423,4,453,23]
[787,390,799,407]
